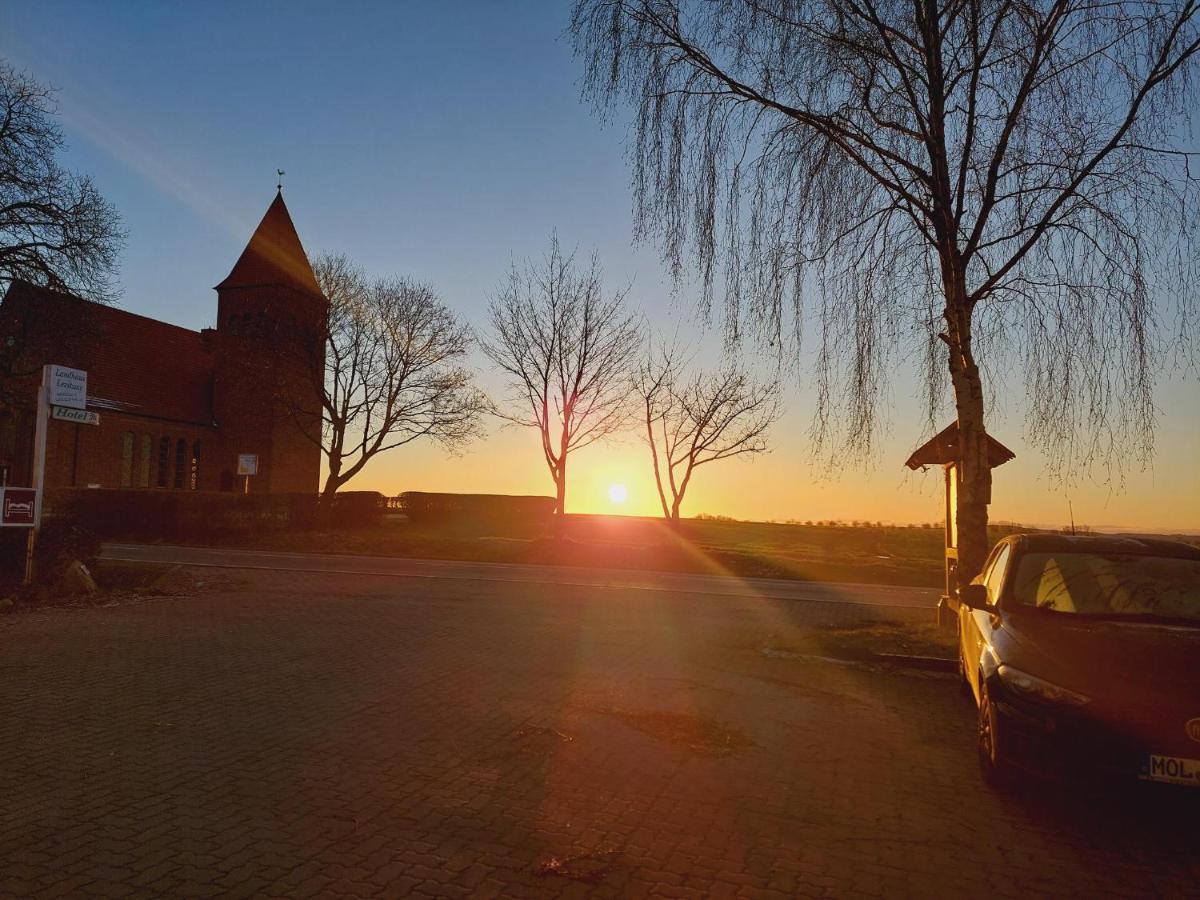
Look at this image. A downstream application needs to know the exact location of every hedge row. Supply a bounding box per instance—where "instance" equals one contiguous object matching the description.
[30,489,555,542]
[46,489,385,540]
[398,491,555,524]
[0,515,101,591]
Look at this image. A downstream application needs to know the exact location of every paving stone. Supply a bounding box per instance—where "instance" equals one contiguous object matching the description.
[1,569,1196,898]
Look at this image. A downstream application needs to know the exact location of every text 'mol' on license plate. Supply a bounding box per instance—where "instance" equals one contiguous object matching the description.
[1140,754,1200,786]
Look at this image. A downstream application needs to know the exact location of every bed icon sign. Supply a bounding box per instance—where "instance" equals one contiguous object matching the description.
[1,488,38,527]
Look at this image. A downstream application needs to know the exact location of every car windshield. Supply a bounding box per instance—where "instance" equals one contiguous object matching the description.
[1011,551,1200,622]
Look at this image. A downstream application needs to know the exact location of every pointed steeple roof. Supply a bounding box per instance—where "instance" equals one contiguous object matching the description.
[216,191,323,298]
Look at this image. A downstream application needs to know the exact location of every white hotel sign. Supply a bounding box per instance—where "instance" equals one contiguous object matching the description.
[48,365,87,410]
[51,406,100,425]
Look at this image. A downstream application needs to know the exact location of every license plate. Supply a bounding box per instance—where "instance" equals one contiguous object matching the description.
[1140,754,1200,786]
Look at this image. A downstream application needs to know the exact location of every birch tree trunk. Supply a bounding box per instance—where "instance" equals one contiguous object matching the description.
[554,457,568,517]
[944,276,991,590]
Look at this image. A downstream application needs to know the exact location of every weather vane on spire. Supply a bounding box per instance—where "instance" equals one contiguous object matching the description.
[276,169,285,191]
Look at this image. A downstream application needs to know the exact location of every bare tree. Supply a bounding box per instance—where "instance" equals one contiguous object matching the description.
[637,343,780,522]
[1,62,122,299]
[300,254,486,496]
[573,0,1200,587]
[482,235,642,515]
[0,62,124,410]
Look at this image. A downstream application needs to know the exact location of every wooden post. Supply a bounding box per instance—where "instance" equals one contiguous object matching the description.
[24,365,51,584]
[31,366,49,524]
[23,530,35,586]
[938,462,960,627]
[944,463,958,600]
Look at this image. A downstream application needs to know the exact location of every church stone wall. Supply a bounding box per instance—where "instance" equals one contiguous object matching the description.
[40,413,218,492]
[212,284,325,495]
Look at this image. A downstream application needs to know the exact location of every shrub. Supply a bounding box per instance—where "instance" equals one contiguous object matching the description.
[0,529,30,589]
[0,510,99,591]
[41,488,391,539]
[319,491,385,529]
[35,514,100,581]
[45,489,323,540]
[398,492,555,525]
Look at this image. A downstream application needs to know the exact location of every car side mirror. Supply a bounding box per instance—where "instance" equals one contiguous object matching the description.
[960,583,990,611]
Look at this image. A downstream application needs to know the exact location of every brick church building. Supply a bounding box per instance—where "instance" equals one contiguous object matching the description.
[0,191,326,494]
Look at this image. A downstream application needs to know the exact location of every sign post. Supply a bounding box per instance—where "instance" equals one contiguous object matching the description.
[1,485,39,583]
[23,365,88,584]
[237,454,259,494]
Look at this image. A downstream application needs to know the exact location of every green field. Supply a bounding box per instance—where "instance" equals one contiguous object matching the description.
[207,514,990,587]
[131,511,1200,589]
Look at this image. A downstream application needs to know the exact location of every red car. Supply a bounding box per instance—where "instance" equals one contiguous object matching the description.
[957,533,1200,788]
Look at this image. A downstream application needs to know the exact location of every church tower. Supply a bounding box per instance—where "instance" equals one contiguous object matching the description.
[212,191,326,493]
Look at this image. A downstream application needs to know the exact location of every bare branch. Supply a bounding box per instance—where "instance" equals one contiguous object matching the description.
[0,61,123,302]
[293,254,487,496]
[0,62,124,407]
[635,336,780,521]
[481,234,643,514]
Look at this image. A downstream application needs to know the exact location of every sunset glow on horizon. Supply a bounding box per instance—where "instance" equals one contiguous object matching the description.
[5,3,1194,533]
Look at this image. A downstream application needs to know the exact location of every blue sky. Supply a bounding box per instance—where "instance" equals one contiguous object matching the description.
[2,1,1197,529]
[1,1,665,327]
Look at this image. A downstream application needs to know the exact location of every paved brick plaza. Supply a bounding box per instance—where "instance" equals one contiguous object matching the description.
[1,569,1196,897]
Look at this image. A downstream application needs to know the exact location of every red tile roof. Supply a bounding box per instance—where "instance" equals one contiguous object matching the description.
[1,280,215,425]
[216,191,323,298]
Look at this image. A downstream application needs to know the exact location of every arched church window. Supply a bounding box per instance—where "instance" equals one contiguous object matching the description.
[157,437,170,487]
[138,435,152,488]
[120,432,134,488]
[173,438,186,489]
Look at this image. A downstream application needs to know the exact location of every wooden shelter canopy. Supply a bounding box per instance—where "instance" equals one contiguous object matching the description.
[904,422,1015,470]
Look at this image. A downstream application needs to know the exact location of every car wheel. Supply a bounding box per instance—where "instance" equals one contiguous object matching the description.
[977,685,1013,790]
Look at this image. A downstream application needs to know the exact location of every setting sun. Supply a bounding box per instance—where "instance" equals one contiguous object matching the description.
[607,482,628,505]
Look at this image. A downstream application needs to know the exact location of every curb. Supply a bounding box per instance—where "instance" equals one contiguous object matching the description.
[761,646,958,674]
[872,653,958,673]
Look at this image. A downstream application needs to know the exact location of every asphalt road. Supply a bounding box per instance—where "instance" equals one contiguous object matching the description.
[99,542,941,611]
